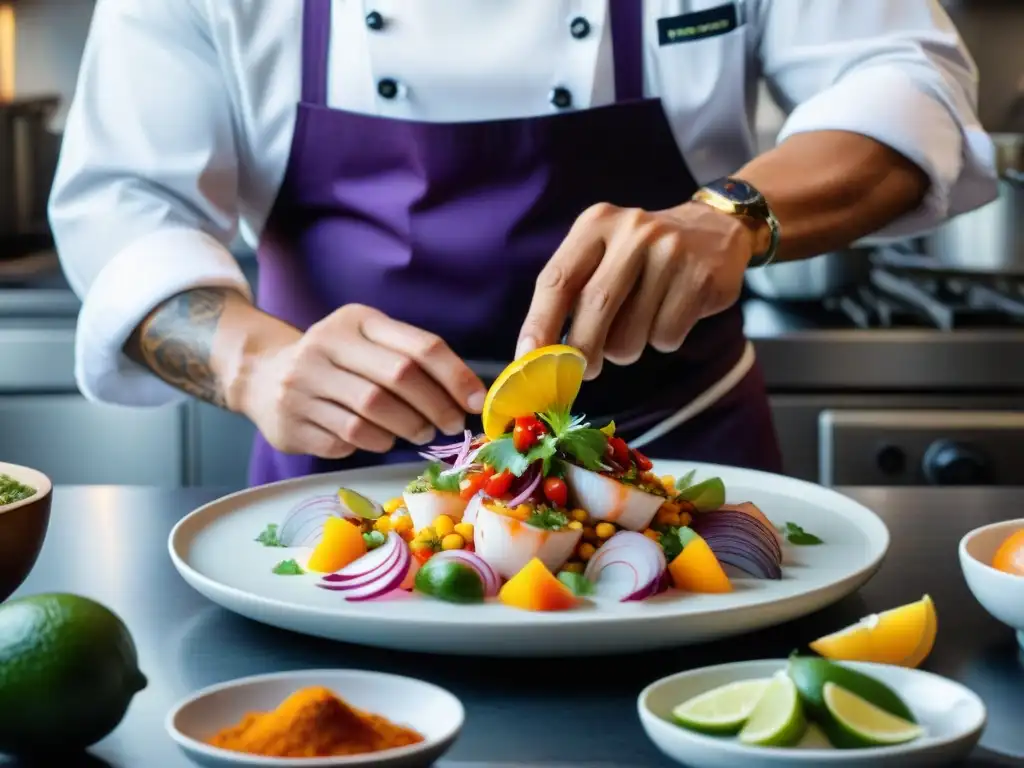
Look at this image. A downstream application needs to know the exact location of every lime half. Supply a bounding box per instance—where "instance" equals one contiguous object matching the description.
[823,682,924,747]
[671,679,772,735]
[738,673,807,747]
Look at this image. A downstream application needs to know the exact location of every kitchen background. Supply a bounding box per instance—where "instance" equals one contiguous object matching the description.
[1,0,1023,490]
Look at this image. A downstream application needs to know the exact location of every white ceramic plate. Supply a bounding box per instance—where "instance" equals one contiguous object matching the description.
[169,460,889,656]
[638,659,986,767]
[166,669,463,767]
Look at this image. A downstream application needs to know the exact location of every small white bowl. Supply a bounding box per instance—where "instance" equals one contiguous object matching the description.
[959,518,1024,649]
[166,670,463,767]
[638,659,985,768]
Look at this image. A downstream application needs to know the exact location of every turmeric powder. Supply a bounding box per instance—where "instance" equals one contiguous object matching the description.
[206,685,424,758]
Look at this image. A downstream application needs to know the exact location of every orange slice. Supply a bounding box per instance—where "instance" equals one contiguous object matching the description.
[808,595,937,668]
[481,345,587,438]
[992,530,1024,576]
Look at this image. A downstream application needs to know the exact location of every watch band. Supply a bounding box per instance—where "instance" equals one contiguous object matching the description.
[691,181,781,268]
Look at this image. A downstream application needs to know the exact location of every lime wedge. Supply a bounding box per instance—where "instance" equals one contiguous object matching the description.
[823,682,924,747]
[671,679,772,735]
[738,673,807,747]
[337,487,383,520]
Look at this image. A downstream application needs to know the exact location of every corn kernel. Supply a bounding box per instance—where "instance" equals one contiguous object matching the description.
[373,516,391,533]
[433,515,456,536]
[582,526,598,541]
[410,539,434,553]
[660,475,675,489]
[570,508,589,523]
[516,504,533,518]
[562,561,585,574]
[441,533,465,551]
[393,515,413,534]
[567,520,584,531]
[453,522,474,541]
[655,508,681,526]
[578,543,597,561]
[595,522,616,539]
[643,528,661,541]
[383,497,404,515]
[678,512,693,528]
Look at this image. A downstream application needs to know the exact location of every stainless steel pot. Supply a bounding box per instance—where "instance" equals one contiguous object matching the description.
[744,248,872,301]
[0,96,60,240]
[924,133,1024,276]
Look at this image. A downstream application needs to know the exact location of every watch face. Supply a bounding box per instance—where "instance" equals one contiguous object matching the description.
[708,177,761,205]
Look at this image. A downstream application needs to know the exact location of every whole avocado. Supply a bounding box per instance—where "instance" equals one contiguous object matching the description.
[0,593,147,754]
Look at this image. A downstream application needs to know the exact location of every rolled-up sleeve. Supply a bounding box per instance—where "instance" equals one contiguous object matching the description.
[50,0,251,407]
[758,0,999,239]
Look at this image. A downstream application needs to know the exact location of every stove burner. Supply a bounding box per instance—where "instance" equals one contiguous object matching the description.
[809,248,1024,331]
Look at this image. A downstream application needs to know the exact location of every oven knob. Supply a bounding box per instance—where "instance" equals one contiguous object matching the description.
[922,440,992,486]
[876,444,906,476]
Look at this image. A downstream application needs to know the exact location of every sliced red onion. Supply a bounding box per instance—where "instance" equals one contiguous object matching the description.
[317,533,411,600]
[279,495,345,546]
[321,537,404,585]
[507,464,542,507]
[453,429,473,468]
[690,511,783,580]
[429,549,501,597]
[584,531,666,602]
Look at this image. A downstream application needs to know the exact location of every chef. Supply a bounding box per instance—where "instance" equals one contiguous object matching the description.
[51,0,996,485]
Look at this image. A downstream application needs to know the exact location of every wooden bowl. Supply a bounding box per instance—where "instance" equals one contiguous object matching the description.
[0,462,52,603]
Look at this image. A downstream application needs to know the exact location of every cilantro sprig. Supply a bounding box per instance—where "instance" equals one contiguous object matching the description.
[476,406,607,477]
[658,525,699,561]
[557,571,595,596]
[425,461,461,493]
[272,559,304,575]
[525,507,569,530]
[779,522,823,546]
[256,523,284,547]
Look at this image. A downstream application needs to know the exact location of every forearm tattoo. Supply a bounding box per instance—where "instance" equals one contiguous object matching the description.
[125,288,229,407]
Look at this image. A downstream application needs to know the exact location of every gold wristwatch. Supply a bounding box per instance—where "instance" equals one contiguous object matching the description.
[692,177,781,268]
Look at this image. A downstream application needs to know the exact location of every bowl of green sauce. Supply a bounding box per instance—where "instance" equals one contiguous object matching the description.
[0,462,52,603]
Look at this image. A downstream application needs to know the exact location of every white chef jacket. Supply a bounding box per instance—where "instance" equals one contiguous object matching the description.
[51,0,998,408]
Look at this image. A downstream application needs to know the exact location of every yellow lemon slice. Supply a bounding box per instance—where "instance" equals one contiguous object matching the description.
[481,345,587,438]
[808,595,937,668]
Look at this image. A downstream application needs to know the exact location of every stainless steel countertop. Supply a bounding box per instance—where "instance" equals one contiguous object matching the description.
[9,486,1024,767]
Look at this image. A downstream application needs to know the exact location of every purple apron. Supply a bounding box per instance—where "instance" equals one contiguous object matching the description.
[250,0,782,485]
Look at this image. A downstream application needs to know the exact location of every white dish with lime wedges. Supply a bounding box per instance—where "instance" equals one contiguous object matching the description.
[638,658,985,767]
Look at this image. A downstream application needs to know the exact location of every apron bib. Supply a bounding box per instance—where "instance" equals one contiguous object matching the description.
[251,0,782,485]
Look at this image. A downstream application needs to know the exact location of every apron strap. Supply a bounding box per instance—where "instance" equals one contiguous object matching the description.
[301,0,332,106]
[609,0,645,102]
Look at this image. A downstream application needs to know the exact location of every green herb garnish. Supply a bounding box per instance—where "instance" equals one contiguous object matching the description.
[362,530,387,549]
[541,408,607,471]
[675,469,697,490]
[557,571,595,596]
[782,522,823,546]
[477,433,559,476]
[658,525,699,561]
[425,462,461,493]
[0,474,35,506]
[676,476,725,511]
[256,523,284,547]
[272,559,304,575]
[525,507,569,530]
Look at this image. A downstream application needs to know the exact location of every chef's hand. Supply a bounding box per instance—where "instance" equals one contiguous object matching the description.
[517,202,756,379]
[242,305,487,459]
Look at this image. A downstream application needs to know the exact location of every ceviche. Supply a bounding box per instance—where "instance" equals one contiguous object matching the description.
[253,345,821,611]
